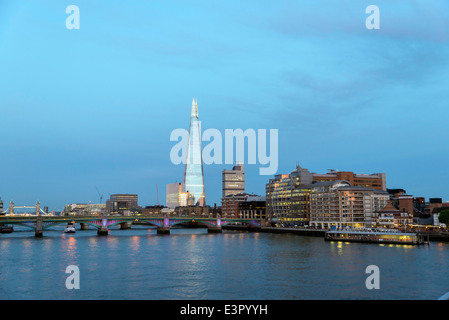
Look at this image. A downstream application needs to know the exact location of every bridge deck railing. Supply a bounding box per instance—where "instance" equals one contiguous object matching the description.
[0,213,260,222]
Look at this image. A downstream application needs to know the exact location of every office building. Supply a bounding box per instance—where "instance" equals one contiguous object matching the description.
[222,192,255,218]
[184,98,206,206]
[239,195,266,220]
[176,205,211,216]
[166,183,185,208]
[64,203,88,216]
[312,170,386,191]
[63,203,106,216]
[429,198,443,214]
[222,162,245,198]
[141,205,165,216]
[166,182,195,208]
[309,181,348,229]
[413,197,427,215]
[265,165,313,226]
[106,194,138,215]
[309,181,390,229]
[266,165,390,227]
[180,192,195,206]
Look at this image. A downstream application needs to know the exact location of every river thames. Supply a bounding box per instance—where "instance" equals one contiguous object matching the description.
[0,226,448,300]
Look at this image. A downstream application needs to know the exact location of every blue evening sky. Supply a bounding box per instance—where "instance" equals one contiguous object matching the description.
[0,0,448,211]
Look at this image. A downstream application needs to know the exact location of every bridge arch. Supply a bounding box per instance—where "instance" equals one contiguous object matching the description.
[42,221,73,230]
[138,219,164,228]
[76,221,103,229]
[10,223,38,230]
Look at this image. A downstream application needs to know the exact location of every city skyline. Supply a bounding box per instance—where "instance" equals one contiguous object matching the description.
[1,1,449,210]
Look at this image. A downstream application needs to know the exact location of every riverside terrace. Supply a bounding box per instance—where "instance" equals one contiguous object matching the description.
[0,214,265,237]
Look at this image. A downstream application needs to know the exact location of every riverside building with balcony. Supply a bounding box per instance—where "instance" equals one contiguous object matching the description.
[309,181,390,229]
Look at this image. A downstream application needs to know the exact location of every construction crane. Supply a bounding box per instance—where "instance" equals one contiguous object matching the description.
[95,186,104,204]
[156,184,160,206]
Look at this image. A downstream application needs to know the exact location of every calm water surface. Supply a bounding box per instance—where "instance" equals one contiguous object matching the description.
[0,226,448,300]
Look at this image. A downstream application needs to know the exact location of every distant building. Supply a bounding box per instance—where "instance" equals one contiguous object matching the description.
[176,205,211,216]
[63,203,106,216]
[376,201,413,228]
[184,98,206,206]
[222,192,255,218]
[141,205,165,216]
[413,197,427,216]
[313,170,386,191]
[239,196,266,220]
[429,202,449,226]
[9,200,14,215]
[429,198,443,214]
[0,197,3,214]
[106,194,138,215]
[86,204,106,216]
[388,189,417,218]
[64,203,88,215]
[222,162,245,198]
[398,195,414,217]
[166,183,195,208]
[181,192,195,206]
[166,183,184,208]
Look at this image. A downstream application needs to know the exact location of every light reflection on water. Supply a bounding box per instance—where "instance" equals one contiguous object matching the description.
[0,226,448,300]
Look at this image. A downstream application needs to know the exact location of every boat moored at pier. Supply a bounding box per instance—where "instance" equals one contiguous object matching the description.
[325,229,428,245]
[0,225,13,233]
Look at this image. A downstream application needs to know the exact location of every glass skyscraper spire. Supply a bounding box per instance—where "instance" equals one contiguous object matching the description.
[183,98,206,206]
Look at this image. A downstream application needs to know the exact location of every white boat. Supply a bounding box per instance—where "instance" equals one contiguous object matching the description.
[64,225,76,233]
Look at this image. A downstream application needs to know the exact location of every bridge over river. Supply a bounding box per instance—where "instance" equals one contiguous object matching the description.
[0,214,265,237]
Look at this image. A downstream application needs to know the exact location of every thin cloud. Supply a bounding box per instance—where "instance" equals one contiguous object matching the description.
[243,0,449,43]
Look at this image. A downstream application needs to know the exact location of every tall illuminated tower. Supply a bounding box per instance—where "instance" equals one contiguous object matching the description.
[183,98,206,206]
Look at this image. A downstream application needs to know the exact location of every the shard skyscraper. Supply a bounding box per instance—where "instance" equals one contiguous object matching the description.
[183,98,206,206]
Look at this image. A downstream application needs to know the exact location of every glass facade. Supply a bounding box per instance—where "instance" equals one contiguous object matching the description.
[166,183,185,208]
[265,166,313,226]
[184,98,206,206]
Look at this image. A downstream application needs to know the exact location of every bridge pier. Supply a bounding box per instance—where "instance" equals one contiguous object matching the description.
[157,227,170,234]
[157,214,171,234]
[207,214,222,233]
[120,222,132,230]
[97,227,109,236]
[35,216,43,237]
[80,223,89,230]
[97,215,109,236]
[207,227,222,233]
